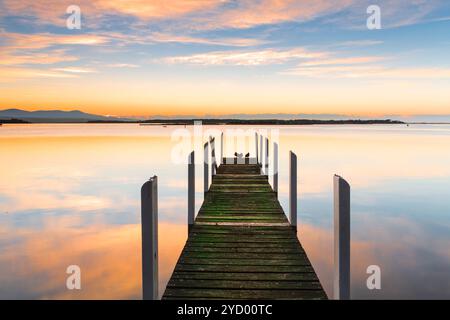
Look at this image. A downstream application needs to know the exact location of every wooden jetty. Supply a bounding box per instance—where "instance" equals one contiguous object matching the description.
[142,132,351,300]
[161,159,327,300]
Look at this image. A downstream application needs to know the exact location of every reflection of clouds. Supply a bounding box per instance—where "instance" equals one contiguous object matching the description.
[299,219,450,299]
[0,193,112,213]
[1,124,450,299]
[276,129,450,195]
[0,220,186,299]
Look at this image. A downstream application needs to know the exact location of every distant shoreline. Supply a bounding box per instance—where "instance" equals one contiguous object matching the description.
[1,118,450,125]
[135,119,405,125]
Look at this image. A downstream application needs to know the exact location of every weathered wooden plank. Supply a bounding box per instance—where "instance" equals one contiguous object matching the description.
[174,264,315,273]
[180,252,306,260]
[177,258,311,266]
[167,279,323,290]
[163,288,327,300]
[170,272,319,281]
[184,246,303,254]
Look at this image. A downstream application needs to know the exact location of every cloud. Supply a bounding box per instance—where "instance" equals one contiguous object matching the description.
[1,0,448,32]
[198,0,355,30]
[0,66,79,80]
[2,32,109,51]
[298,56,386,67]
[148,32,268,47]
[284,65,450,79]
[334,40,384,47]
[53,67,97,73]
[0,49,79,66]
[161,48,327,66]
[106,63,139,68]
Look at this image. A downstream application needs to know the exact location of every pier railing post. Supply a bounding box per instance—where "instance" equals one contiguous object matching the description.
[221,132,224,165]
[188,152,195,232]
[289,151,297,230]
[265,137,269,175]
[259,135,263,171]
[273,142,278,195]
[333,175,351,300]
[204,142,209,194]
[210,137,216,176]
[141,176,158,300]
[255,132,259,165]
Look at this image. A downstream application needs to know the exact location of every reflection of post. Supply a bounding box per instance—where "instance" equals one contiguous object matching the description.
[141,176,158,300]
[221,132,224,165]
[273,142,278,195]
[334,175,351,300]
[188,152,195,232]
[289,152,297,230]
[255,132,259,165]
[204,142,209,194]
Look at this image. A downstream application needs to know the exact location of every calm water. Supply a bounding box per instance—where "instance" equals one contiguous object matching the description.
[1,123,449,299]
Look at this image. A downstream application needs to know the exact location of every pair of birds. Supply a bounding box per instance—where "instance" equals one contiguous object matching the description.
[234,152,250,158]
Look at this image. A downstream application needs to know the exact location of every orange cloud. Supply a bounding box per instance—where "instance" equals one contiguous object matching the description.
[0,49,78,66]
[3,32,109,51]
[1,0,355,30]
[198,0,355,29]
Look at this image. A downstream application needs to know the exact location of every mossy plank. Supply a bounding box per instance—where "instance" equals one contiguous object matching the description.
[170,272,319,281]
[163,288,327,300]
[167,279,323,290]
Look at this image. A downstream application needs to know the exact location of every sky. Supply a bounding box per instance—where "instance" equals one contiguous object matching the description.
[1,0,450,117]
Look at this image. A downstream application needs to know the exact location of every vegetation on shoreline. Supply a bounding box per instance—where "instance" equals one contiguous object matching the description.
[91,119,405,125]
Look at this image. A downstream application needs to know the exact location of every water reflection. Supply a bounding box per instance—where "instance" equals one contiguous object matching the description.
[0,124,449,299]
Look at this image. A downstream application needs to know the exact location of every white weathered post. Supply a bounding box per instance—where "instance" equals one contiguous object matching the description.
[259,135,263,171]
[265,137,269,175]
[210,137,216,176]
[273,142,278,195]
[221,132,224,165]
[333,175,351,300]
[204,142,209,194]
[289,151,297,230]
[141,176,158,300]
[188,151,195,232]
[255,132,259,164]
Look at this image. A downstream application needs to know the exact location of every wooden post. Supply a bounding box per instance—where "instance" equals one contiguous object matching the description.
[334,175,351,300]
[265,137,269,175]
[188,151,195,232]
[273,142,278,195]
[289,152,297,230]
[255,132,259,164]
[141,176,158,300]
[221,132,224,165]
[210,137,216,176]
[259,135,263,170]
[204,142,209,194]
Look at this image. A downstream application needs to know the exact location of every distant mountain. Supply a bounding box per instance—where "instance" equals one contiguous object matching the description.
[0,109,131,123]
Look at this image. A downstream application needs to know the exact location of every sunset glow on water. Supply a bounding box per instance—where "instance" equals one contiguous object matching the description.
[1,124,449,299]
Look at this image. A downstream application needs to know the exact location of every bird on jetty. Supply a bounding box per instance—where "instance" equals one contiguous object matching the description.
[234,152,243,158]
[245,153,250,158]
